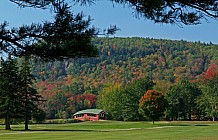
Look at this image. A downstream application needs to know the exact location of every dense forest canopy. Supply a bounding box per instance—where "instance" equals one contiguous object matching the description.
[32,37,218,83]
[31,37,218,119]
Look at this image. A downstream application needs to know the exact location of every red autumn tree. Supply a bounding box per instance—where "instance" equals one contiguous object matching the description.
[76,94,97,110]
[139,90,167,124]
[201,64,218,80]
[84,94,97,108]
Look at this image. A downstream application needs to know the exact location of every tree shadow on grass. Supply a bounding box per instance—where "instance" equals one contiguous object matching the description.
[154,123,209,127]
[194,124,209,126]
[11,129,121,132]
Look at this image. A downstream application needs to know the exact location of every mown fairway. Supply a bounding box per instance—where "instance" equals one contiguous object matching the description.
[1,121,218,140]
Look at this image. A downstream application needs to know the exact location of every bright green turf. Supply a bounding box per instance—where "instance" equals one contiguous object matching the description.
[1,121,218,140]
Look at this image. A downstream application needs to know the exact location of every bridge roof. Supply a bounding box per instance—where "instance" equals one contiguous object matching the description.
[73,109,107,116]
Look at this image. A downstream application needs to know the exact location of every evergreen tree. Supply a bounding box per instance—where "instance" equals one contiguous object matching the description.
[9,0,218,25]
[0,58,22,130]
[1,0,118,60]
[19,56,42,130]
[116,0,218,25]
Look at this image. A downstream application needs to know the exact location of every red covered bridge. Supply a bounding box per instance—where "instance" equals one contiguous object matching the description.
[73,109,107,121]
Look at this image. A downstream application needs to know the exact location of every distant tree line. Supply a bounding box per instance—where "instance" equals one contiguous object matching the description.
[98,64,218,122]
[30,37,218,120]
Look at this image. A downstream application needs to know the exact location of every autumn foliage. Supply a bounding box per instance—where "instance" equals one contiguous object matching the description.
[139,90,167,121]
[201,64,218,80]
[36,79,97,119]
[31,38,217,120]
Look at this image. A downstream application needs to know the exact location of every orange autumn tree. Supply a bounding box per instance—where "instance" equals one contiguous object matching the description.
[139,90,167,124]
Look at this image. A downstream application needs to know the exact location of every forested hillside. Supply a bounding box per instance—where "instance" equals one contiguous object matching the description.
[31,37,218,119]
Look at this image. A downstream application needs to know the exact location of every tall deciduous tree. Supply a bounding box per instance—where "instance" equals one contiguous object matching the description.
[139,90,167,124]
[97,85,125,120]
[165,79,202,120]
[122,77,155,121]
[197,64,218,121]
[0,58,22,130]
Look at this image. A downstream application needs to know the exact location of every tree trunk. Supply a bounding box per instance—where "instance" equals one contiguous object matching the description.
[5,115,11,130]
[25,85,29,130]
[152,112,154,125]
[188,113,192,120]
[24,54,29,131]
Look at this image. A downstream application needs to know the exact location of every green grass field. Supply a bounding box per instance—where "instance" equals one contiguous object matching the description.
[1,121,218,140]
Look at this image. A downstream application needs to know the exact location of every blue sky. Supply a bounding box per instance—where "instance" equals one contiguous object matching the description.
[1,0,218,44]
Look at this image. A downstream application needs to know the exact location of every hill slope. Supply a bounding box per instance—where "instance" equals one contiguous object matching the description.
[32,37,218,83]
[31,37,218,118]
